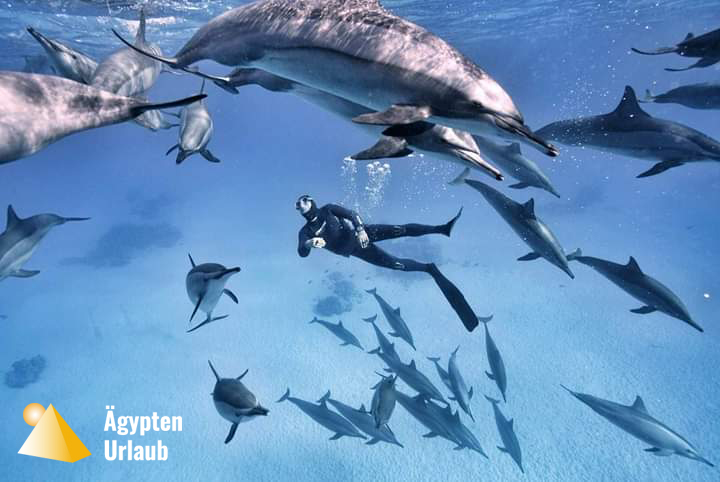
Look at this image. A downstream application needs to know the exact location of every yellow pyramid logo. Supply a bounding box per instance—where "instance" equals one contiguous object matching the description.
[18,404,91,463]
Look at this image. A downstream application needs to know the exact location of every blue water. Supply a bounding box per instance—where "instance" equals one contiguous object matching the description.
[1,1,720,481]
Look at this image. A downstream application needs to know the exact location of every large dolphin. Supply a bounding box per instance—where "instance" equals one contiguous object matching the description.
[363,314,401,362]
[465,179,577,278]
[370,373,397,429]
[479,316,507,403]
[309,317,364,350]
[112,0,558,157]
[568,250,702,332]
[632,28,720,72]
[166,80,222,164]
[26,27,98,84]
[486,395,524,473]
[562,385,713,467]
[323,391,403,447]
[0,72,204,164]
[536,86,720,178]
[395,390,461,447]
[185,254,240,333]
[0,205,89,281]
[208,360,269,444]
[218,68,503,180]
[366,288,415,350]
[276,388,366,441]
[642,83,720,110]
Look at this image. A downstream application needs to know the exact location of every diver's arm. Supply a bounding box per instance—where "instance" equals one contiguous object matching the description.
[298,229,311,257]
[327,204,369,248]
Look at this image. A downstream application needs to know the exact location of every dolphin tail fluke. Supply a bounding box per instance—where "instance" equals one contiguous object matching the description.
[365,288,377,295]
[566,248,582,262]
[362,314,378,323]
[427,264,479,332]
[11,269,40,278]
[448,167,471,186]
[186,314,227,333]
[317,390,331,404]
[665,56,720,72]
[485,395,500,405]
[200,149,222,163]
[276,388,291,403]
[208,360,220,382]
[641,89,656,103]
[426,356,441,363]
[224,423,238,444]
[443,207,463,237]
[630,46,677,56]
[309,317,319,324]
[131,95,207,119]
[478,314,493,324]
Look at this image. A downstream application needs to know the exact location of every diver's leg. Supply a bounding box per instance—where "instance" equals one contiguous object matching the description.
[352,245,430,272]
[366,208,463,242]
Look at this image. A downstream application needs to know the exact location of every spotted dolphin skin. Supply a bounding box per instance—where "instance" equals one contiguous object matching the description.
[26,27,98,84]
[185,254,240,333]
[166,81,222,164]
[111,0,557,157]
[642,83,720,110]
[309,317,364,350]
[568,250,702,332]
[562,386,713,467]
[0,205,89,282]
[632,27,720,72]
[208,361,268,444]
[537,86,720,178]
[276,389,366,441]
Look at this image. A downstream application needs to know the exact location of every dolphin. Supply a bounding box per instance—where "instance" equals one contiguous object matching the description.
[26,27,98,84]
[166,80,221,164]
[111,0,558,157]
[324,392,403,447]
[642,83,720,110]
[395,390,462,447]
[309,317,364,350]
[0,205,89,281]
[447,346,475,422]
[366,288,415,350]
[440,407,488,457]
[133,106,179,131]
[426,357,452,393]
[378,352,447,405]
[0,72,204,164]
[185,254,240,333]
[370,373,397,429]
[363,314,401,362]
[217,68,503,180]
[465,179,577,278]
[486,395,524,473]
[536,86,720,178]
[568,250,702,332]
[276,388,367,441]
[561,385,713,467]
[479,316,507,403]
[632,28,720,72]
[208,360,268,444]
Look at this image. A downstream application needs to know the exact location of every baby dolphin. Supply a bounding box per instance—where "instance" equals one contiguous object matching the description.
[568,250,702,332]
[642,83,720,110]
[562,385,713,467]
[26,27,98,84]
[370,373,397,429]
[632,28,720,72]
[309,317,364,350]
[486,395,524,473]
[112,0,557,157]
[324,391,403,447]
[208,360,268,444]
[465,179,577,278]
[363,314,401,363]
[480,316,508,403]
[185,254,240,333]
[366,288,415,350]
[0,72,204,164]
[0,205,89,281]
[166,80,222,164]
[276,389,366,441]
[537,86,720,178]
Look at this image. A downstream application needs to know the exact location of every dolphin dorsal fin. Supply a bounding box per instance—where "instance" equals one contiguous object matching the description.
[134,8,147,46]
[522,199,536,219]
[188,253,196,268]
[394,307,401,316]
[338,320,344,327]
[684,32,694,41]
[508,418,514,428]
[612,86,649,119]
[626,256,642,273]
[6,205,20,229]
[409,360,416,369]
[360,403,366,412]
[632,396,649,414]
[508,142,522,154]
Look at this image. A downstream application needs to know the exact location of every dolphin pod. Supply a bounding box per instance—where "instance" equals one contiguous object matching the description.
[276,388,366,441]
[185,254,241,333]
[324,391,403,447]
[632,27,720,72]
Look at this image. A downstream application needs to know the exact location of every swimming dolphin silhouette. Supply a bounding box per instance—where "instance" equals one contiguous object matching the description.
[185,254,240,333]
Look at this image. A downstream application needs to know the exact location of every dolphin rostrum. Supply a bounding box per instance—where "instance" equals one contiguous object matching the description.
[536,86,720,178]
[562,385,713,467]
[568,250,702,332]
[111,0,558,156]
[324,391,403,447]
[366,288,415,350]
[185,254,240,333]
[208,360,268,444]
[26,27,98,84]
[0,205,89,281]
[465,179,578,278]
[486,395,524,473]
[480,316,507,403]
[166,80,221,164]
[309,317,364,350]
[632,28,720,72]
[276,388,366,441]
[642,83,720,110]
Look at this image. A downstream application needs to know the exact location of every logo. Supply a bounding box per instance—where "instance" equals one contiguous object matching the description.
[18,403,91,463]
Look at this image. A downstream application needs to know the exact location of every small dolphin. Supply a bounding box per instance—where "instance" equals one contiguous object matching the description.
[486,395,524,473]
[537,86,720,178]
[208,360,268,444]
[166,80,221,164]
[370,372,397,429]
[441,407,488,457]
[642,83,720,110]
[632,28,720,72]
[366,288,415,350]
[562,385,713,467]
[465,179,576,278]
[309,317,364,350]
[426,356,452,393]
[363,314,401,362]
[447,346,475,422]
[185,254,240,333]
[0,72,204,164]
[26,27,98,84]
[0,205,88,281]
[568,250,702,332]
[479,316,507,403]
[324,392,403,447]
[276,388,366,441]
[133,108,179,132]
[395,390,461,447]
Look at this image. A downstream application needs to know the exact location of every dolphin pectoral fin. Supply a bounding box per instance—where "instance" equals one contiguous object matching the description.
[351,136,413,161]
[237,369,249,380]
[166,144,179,156]
[11,269,40,278]
[645,447,673,456]
[485,371,495,380]
[423,432,438,438]
[497,446,508,453]
[517,252,541,261]
[637,160,684,178]
[665,56,720,72]
[448,396,456,401]
[388,332,400,338]
[224,423,238,444]
[352,105,432,126]
[340,342,351,346]
[189,296,203,322]
[365,438,381,445]
[329,433,344,441]
[508,182,531,189]
[223,289,239,304]
[468,387,474,400]
[201,149,222,163]
[449,167,471,186]
[187,314,228,333]
[631,306,657,314]
[453,445,465,451]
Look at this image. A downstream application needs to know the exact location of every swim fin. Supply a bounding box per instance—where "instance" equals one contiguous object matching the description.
[427,264,479,332]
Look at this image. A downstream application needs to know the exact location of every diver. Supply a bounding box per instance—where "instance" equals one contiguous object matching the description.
[296,195,480,332]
